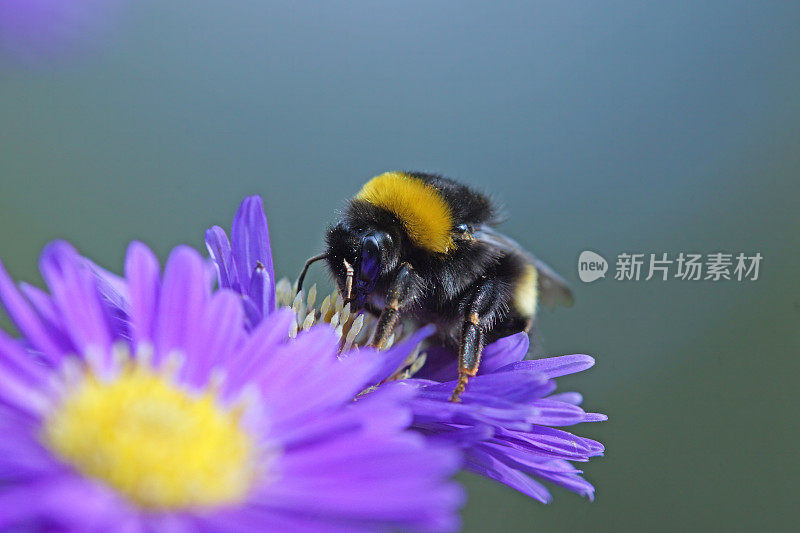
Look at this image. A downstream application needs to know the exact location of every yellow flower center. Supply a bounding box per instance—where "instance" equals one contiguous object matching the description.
[42,357,256,510]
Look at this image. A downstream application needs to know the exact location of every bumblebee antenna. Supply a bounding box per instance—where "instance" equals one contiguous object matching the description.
[296,253,328,294]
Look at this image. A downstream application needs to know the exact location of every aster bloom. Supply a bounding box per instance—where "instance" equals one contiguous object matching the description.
[0,241,464,531]
[396,335,606,503]
[209,196,607,504]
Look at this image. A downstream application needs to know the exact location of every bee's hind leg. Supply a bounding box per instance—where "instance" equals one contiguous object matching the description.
[450,278,506,402]
[451,312,484,402]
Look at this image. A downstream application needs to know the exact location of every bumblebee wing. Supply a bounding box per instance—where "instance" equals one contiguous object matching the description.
[473,225,574,308]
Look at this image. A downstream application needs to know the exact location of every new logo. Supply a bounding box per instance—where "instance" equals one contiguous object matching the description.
[578,251,608,283]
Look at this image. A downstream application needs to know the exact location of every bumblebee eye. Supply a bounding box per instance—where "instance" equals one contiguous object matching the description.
[359,235,382,283]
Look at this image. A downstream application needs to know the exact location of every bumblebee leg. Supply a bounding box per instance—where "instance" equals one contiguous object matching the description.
[370,262,419,349]
[450,312,484,402]
[342,259,354,304]
[450,279,503,402]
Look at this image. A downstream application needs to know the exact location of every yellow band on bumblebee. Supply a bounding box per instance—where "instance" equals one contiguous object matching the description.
[513,264,539,317]
[356,172,455,253]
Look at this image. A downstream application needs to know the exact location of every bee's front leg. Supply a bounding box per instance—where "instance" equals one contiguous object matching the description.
[370,262,420,349]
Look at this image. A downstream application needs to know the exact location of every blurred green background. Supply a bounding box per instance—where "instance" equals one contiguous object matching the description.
[1,1,798,531]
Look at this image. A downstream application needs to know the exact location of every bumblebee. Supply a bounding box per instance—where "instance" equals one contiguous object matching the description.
[297,171,573,401]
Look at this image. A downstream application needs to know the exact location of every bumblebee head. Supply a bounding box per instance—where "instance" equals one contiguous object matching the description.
[301,172,469,308]
[323,219,401,309]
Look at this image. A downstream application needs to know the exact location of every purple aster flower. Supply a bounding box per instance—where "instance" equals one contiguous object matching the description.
[207,196,607,504]
[396,335,606,503]
[0,241,464,531]
[0,0,126,66]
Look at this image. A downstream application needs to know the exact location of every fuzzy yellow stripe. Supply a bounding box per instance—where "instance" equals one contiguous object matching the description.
[514,264,539,317]
[356,172,455,253]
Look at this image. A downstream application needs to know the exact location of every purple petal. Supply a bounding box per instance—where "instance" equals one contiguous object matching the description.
[245,262,270,323]
[256,327,379,427]
[416,332,529,382]
[84,258,130,341]
[84,258,129,307]
[39,241,112,356]
[477,443,596,499]
[222,307,296,395]
[412,343,455,381]
[0,428,57,481]
[527,399,597,426]
[348,383,417,435]
[496,426,604,461]
[181,290,245,387]
[465,447,552,503]
[414,421,495,446]
[0,330,49,386]
[279,435,461,483]
[0,475,128,532]
[205,225,237,291]
[153,246,208,363]
[514,354,596,378]
[18,283,60,332]
[277,400,410,450]
[240,296,263,330]
[583,412,609,422]
[17,282,73,356]
[0,361,49,416]
[205,507,379,533]
[536,469,596,500]
[421,368,552,405]
[260,436,464,526]
[230,196,275,312]
[124,241,161,347]
[481,333,530,373]
[409,395,535,431]
[547,391,583,405]
[363,323,436,383]
[0,259,67,359]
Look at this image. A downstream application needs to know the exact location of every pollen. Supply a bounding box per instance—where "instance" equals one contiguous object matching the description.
[356,172,455,253]
[42,353,256,510]
[278,278,426,382]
